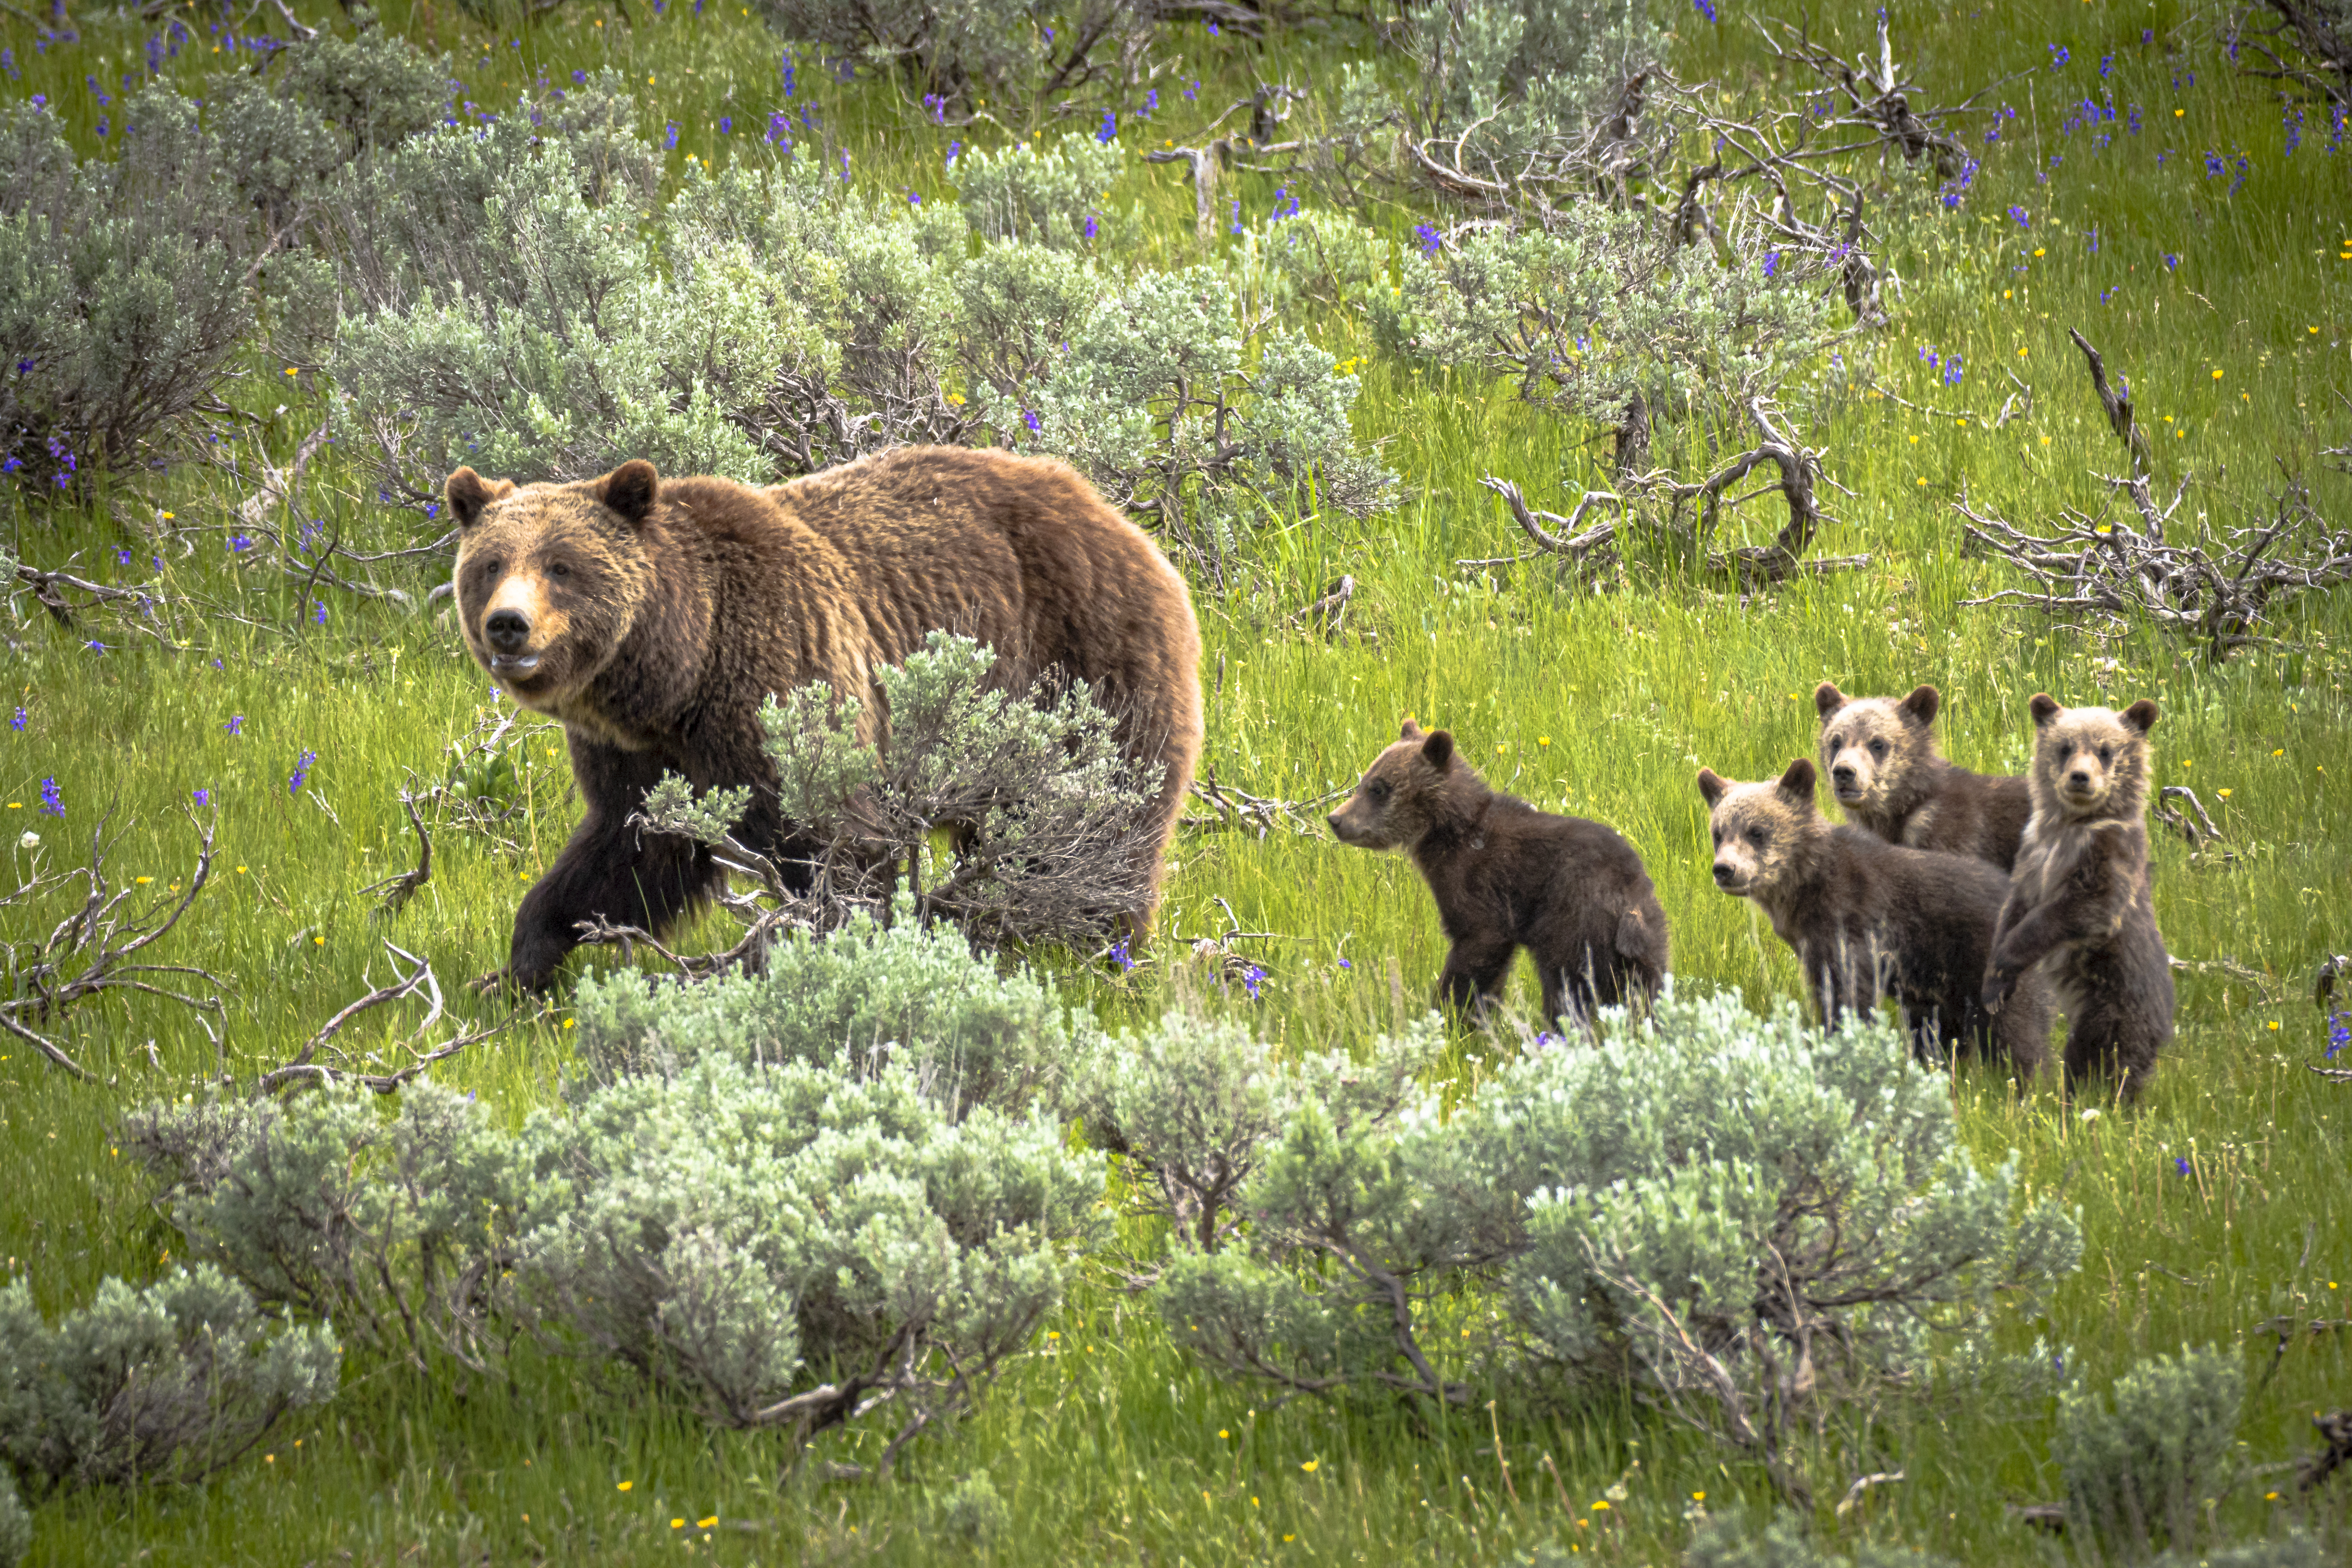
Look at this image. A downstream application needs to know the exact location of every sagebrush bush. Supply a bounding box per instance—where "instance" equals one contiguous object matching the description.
[749,0,1156,113]
[0,1470,26,1567]
[125,1079,538,1373]
[643,631,1160,947]
[1154,988,2081,1497]
[1681,1505,1952,1568]
[2057,1345,2246,1559]
[569,895,1105,1118]
[955,130,1130,250]
[0,1267,339,1491]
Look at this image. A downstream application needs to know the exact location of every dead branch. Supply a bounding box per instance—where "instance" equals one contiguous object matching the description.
[1285,574,1357,639]
[1184,764,1344,841]
[1641,400,1870,587]
[1470,478,1623,582]
[2302,1409,2352,1491]
[2151,784,2224,848]
[2,807,225,1080]
[360,791,433,916]
[260,940,514,1092]
[2067,328,2150,459]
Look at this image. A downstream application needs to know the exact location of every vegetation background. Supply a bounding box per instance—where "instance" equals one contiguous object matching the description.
[0,0,2348,1561]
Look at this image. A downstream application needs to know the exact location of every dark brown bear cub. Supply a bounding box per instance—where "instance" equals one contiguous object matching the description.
[447,448,1204,991]
[1983,695,2173,1103]
[1696,759,2051,1075]
[1814,682,2032,871]
[1327,720,1669,1030]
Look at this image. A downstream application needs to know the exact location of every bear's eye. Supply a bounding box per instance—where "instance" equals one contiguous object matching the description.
[1366,780,1391,804]
[1710,827,1722,847]
[2097,745,2113,764]
[1868,739,1888,757]
[480,558,503,577]
[549,561,571,580]
[1747,827,1766,847]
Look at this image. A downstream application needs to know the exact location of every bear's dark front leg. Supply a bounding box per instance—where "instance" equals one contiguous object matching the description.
[1981,889,2105,1013]
[1435,935,1519,1018]
[507,741,719,991]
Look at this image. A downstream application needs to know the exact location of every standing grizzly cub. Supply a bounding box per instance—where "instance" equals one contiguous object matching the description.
[446,446,1203,991]
[1327,720,1669,1029]
[1814,682,2032,871]
[1982,695,2173,1103]
[1697,759,2051,1075]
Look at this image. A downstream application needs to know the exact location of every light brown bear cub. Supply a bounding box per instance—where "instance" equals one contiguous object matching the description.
[1697,758,2051,1074]
[1328,720,1669,1030]
[1982,695,2173,1103]
[1815,682,2033,872]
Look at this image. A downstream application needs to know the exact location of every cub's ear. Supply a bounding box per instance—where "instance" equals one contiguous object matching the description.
[592,459,659,528]
[2121,698,2160,735]
[1901,685,1942,727]
[1776,757,1818,806]
[1421,729,1454,771]
[1696,768,1728,808]
[2028,693,2063,730]
[1813,681,1847,719]
[444,466,514,528]
[1399,716,1424,741]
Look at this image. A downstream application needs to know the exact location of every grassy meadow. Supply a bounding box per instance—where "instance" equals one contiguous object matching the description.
[2,0,2351,1561]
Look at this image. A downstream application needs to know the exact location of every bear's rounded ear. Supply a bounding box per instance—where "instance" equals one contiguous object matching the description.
[1399,716,1423,741]
[2121,698,2159,735]
[1776,757,1818,805]
[2028,693,2063,730]
[1813,681,1847,719]
[445,466,513,529]
[593,459,659,528]
[1422,730,1454,771]
[1696,768,1728,808]
[1901,685,1941,727]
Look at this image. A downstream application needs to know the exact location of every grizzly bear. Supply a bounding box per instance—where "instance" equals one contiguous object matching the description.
[1327,720,1669,1030]
[1697,758,2051,1075]
[1814,682,2032,872]
[1982,695,2173,1103]
[446,446,1204,991]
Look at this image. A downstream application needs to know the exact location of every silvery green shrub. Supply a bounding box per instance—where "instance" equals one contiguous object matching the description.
[518,1051,1104,1461]
[122,1079,539,1374]
[1682,1506,1952,1568]
[1155,988,2082,1490]
[956,130,1130,250]
[750,0,1157,114]
[2057,1345,2245,1559]
[569,897,1105,1118]
[643,631,1158,948]
[0,1471,23,1567]
[0,90,275,491]
[0,1266,339,1491]
[1402,0,1662,206]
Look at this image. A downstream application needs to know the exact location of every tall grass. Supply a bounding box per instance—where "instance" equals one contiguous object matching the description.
[1,0,2349,1561]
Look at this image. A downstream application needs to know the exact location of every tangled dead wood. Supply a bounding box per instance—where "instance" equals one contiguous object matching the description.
[260,940,514,1092]
[3,808,225,1080]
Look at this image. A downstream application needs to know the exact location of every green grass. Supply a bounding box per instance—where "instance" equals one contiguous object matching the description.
[3,0,2351,1561]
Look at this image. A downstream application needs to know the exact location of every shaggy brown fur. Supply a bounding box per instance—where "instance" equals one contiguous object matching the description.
[1983,695,2173,1103]
[447,446,1204,990]
[1697,758,2051,1076]
[1814,681,2032,871]
[1327,720,1669,1029]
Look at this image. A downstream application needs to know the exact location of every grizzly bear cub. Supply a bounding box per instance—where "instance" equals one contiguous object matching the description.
[1982,695,2173,1103]
[1327,720,1669,1030]
[1814,682,2032,872]
[1696,758,2051,1075]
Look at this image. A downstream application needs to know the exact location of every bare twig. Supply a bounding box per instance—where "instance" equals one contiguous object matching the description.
[361,792,433,915]
[259,941,513,1092]
[1285,574,1357,639]
[2067,327,2149,459]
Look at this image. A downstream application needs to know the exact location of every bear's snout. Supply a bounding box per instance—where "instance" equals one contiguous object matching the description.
[1831,762,1858,789]
[486,608,533,653]
[1712,860,1737,887]
[2065,767,2094,793]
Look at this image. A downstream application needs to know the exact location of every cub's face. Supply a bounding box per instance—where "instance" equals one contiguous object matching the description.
[447,461,656,712]
[1696,759,1820,897]
[1814,682,1938,811]
[2029,694,2158,820]
[1327,720,1455,851]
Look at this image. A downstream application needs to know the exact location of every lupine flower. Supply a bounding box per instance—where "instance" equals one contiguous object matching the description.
[2100,53,2114,78]
[1762,251,1779,279]
[224,714,244,736]
[115,546,132,567]
[2327,1012,2350,1062]
[1143,88,1158,115]
[2049,44,2070,68]
[2174,1156,2191,1176]
[2204,150,2225,177]
[572,69,586,85]
[767,110,790,144]
[1108,938,1134,972]
[1414,222,1442,254]
[1693,0,1717,20]
[83,639,108,654]
[192,787,210,807]
[664,121,680,151]
[288,748,317,795]
[1083,213,1098,240]
[1944,354,1963,386]
[1183,79,1198,102]
[1096,109,1117,144]
[227,533,252,553]
[1336,957,1352,969]
[1240,963,1265,1001]
[2162,252,2179,270]
[718,115,732,135]
[1229,196,1243,235]
[39,777,63,817]
[311,600,327,626]
[8,708,24,731]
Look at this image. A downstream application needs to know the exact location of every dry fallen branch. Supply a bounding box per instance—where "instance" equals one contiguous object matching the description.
[2151,784,2225,849]
[1467,478,1623,582]
[1639,400,1870,587]
[1185,764,1344,841]
[260,941,513,1092]
[1,807,224,1080]
[1286,574,1358,639]
[360,791,433,916]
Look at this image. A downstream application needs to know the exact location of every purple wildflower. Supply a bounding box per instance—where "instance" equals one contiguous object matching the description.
[38,777,62,817]
[288,748,317,795]
[192,787,210,807]
[2162,252,2179,270]
[665,121,680,152]
[2049,44,2070,69]
[8,707,24,731]
[1240,964,1265,1002]
[2008,204,2031,227]
[718,115,732,135]
[1096,108,1117,144]
[1022,409,1042,435]
[1762,251,1780,279]
[1108,938,1135,972]
[1413,222,1442,254]
[2174,1156,2191,1176]
[225,714,244,736]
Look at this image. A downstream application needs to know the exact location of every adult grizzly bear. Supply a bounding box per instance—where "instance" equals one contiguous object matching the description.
[1982,695,2173,1103]
[1327,719,1669,1031]
[1814,682,2032,872]
[446,446,1204,991]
